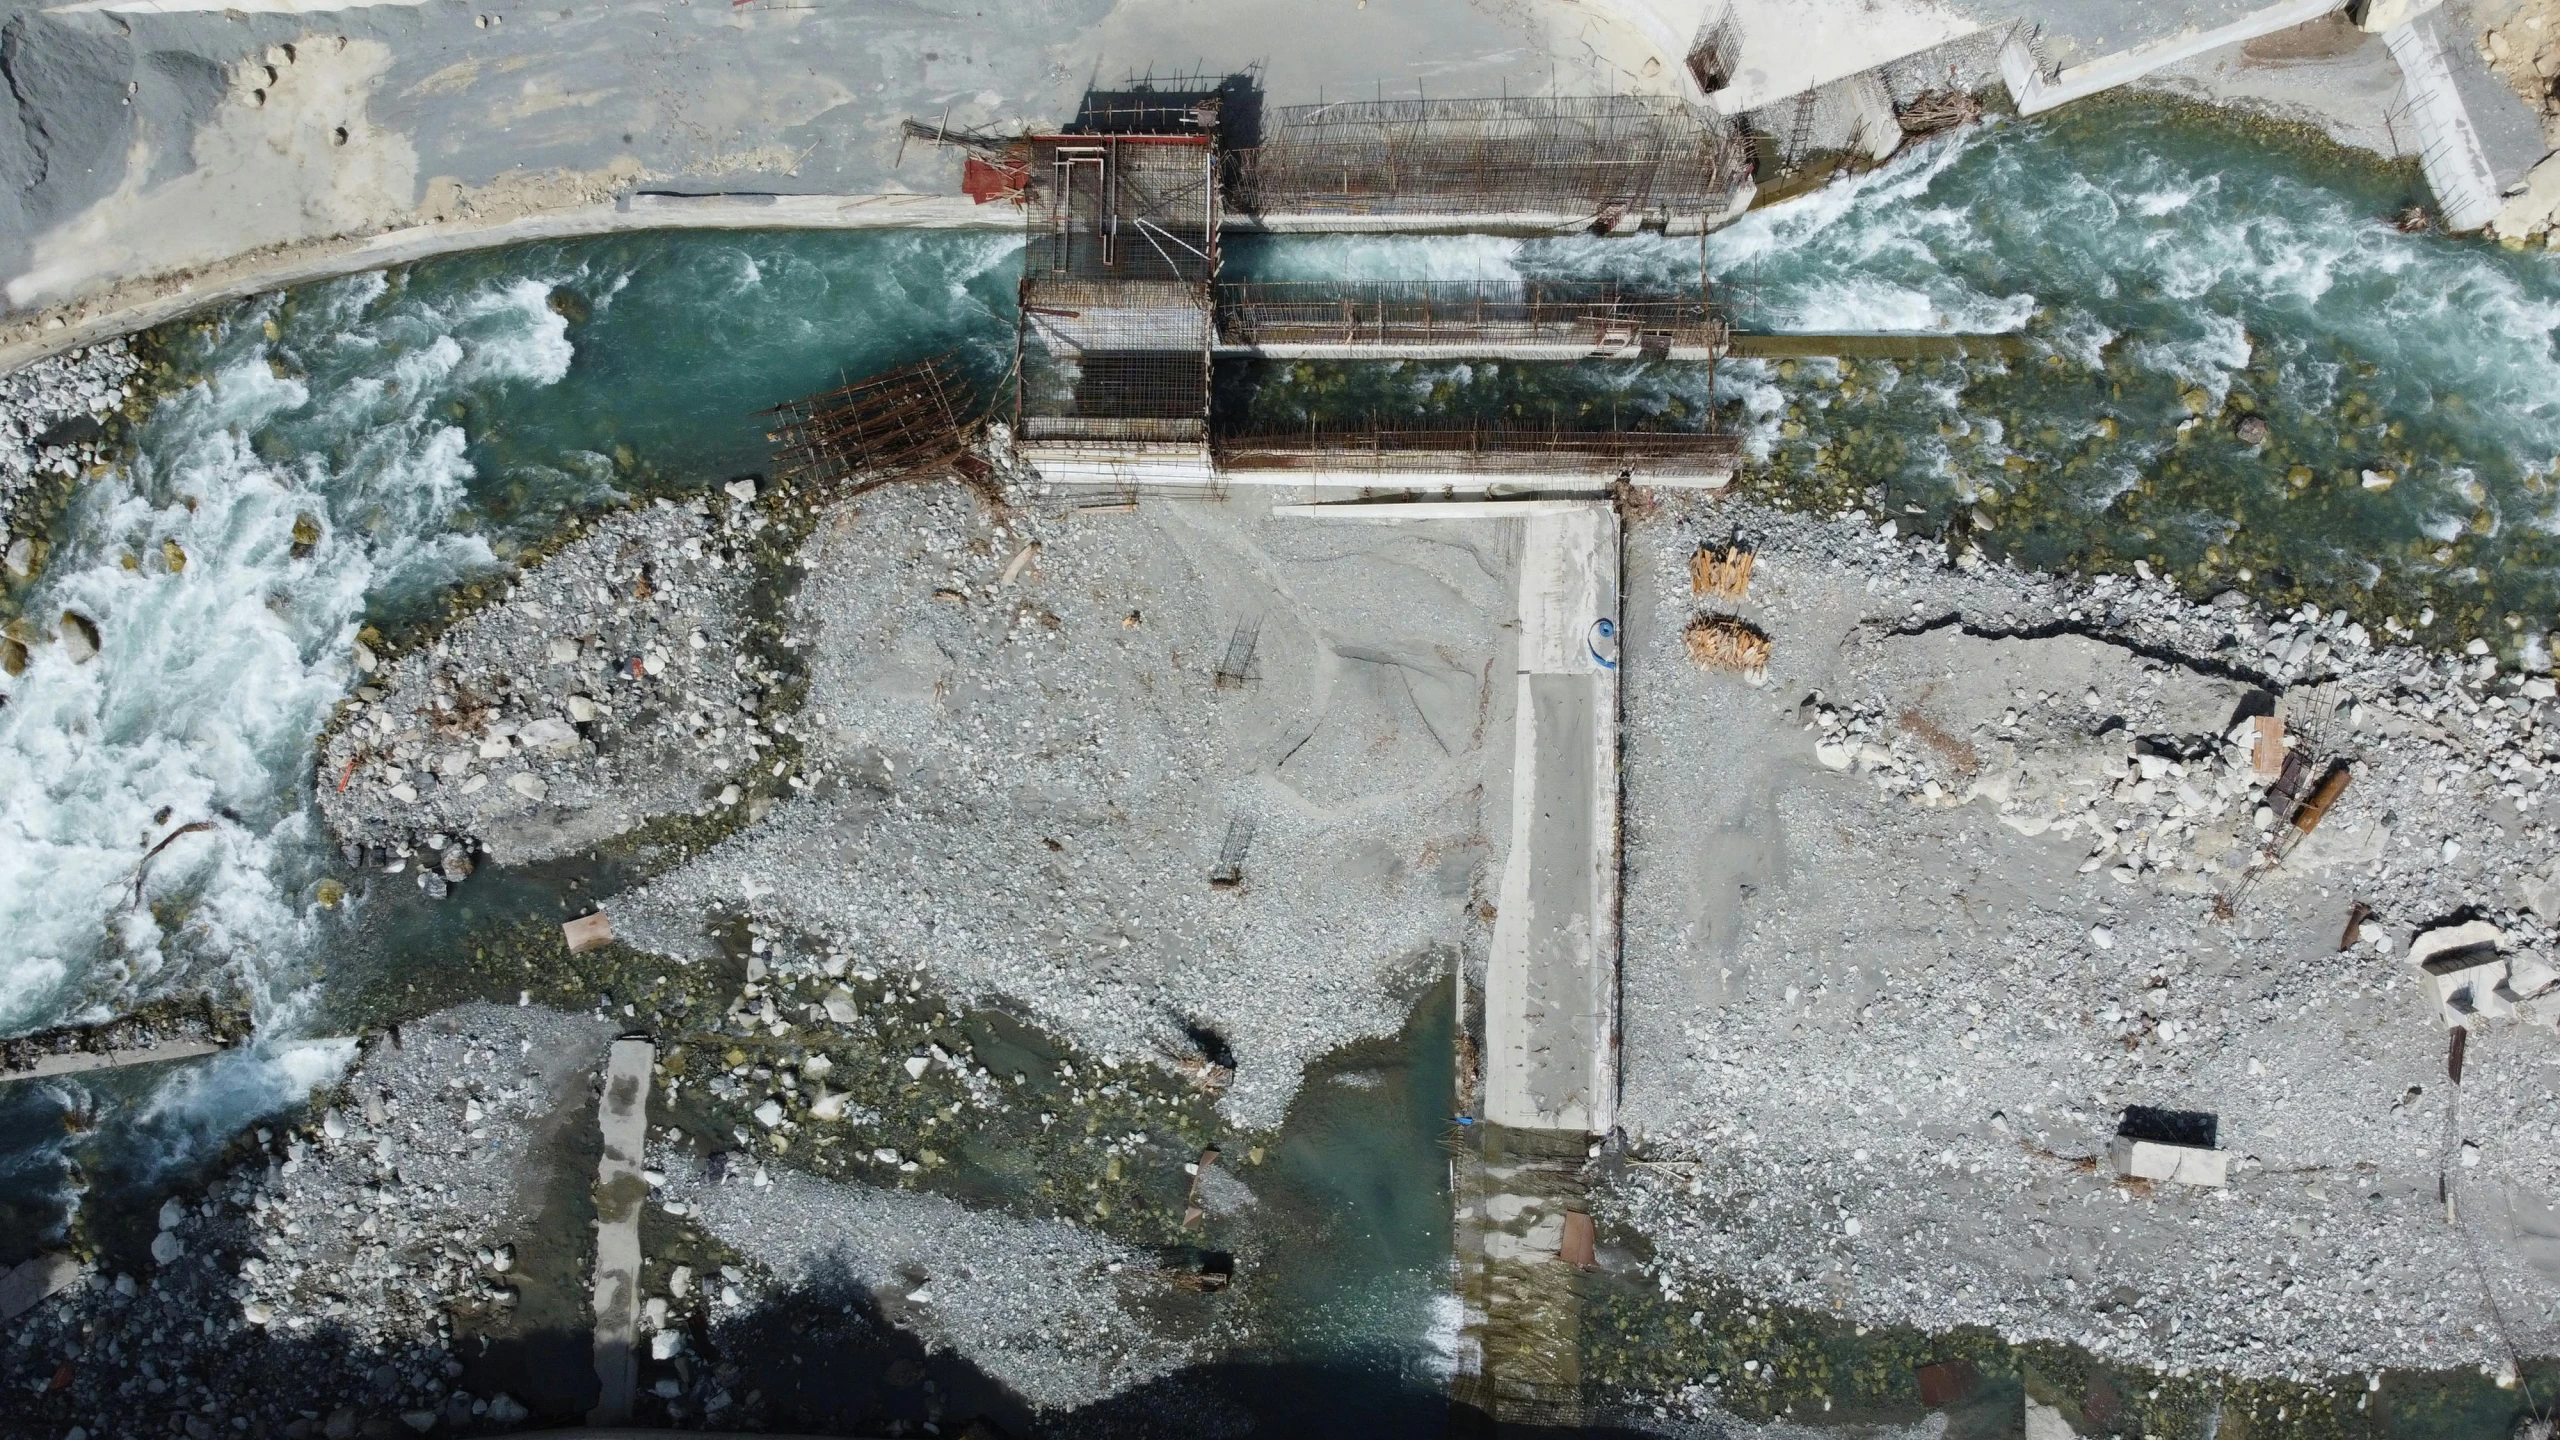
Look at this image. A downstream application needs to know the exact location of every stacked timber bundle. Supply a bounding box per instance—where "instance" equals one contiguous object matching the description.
[1689,542,1755,600]
[1684,613,1770,680]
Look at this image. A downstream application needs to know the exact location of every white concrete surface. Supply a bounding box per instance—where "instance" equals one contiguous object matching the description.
[2006,0,2344,114]
[1486,503,1621,1135]
[2386,13,2509,230]
[2352,0,2445,31]
[1274,500,1611,520]
[587,1038,653,1428]
[2108,1136,2233,1187]
[1702,0,1985,115]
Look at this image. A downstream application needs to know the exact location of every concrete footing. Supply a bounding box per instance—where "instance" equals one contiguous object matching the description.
[586,1038,654,1427]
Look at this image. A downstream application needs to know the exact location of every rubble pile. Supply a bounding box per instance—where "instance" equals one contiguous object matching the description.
[1611,498,2560,1391]
[651,1151,1197,1413]
[316,495,763,883]
[0,1006,612,1438]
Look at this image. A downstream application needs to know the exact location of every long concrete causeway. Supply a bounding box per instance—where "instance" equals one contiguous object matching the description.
[1284,495,1623,1430]
[1486,502,1622,1135]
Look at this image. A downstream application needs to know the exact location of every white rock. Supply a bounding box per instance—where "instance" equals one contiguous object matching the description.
[801,1052,833,1079]
[459,774,489,795]
[903,1056,930,1080]
[547,636,580,664]
[752,1099,785,1129]
[389,783,419,804]
[158,1197,185,1230]
[650,1329,685,1361]
[807,1090,848,1122]
[2090,925,2115,950]
[242,1300,273,1326]
[507,773,547,801]
[353,639,377,674]
[719,784,742,806]
[519,716,579,754]
[1815,739,1853,770]
[725,478,758,503]
[566,693,597,722]
[668,1264,694,1298]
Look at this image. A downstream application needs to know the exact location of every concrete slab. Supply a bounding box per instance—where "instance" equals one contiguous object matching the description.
[1486,504,1621,1135]
[2385,12,2508,228]
[2006,0,2344,114]
[2109,1136,2233,1186]
[0,1253,80,1321]
[0,1039,222,1082]
[1701,0,1987,115]
[586,1037,653,1427]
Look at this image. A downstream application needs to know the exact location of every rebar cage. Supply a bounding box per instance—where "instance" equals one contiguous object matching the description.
[1232,94,1747,219]
[1214,422,1742,477]
[763,356,977,492]
[1022,135,1220,284]
[1215,280,1726,353]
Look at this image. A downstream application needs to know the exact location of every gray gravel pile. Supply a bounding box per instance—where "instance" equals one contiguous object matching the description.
[1610,497,2560,1388]
[317,494,762,879]
[653,1147,1195,1412]
[612,482,1505,1127]
[0,1004,612,1438]
[0,341,141,547]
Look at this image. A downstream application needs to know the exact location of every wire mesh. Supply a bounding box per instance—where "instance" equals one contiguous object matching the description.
[1232,94,1746,218]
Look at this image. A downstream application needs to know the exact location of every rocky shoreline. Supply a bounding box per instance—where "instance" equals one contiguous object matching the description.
[316,491,769,886]
[0,342,146,641]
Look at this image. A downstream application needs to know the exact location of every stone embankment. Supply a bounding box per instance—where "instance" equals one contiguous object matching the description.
[316,492,766,889]
[0,341,145,642]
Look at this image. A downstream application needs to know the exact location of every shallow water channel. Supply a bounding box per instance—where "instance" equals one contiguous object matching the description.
[0,94,2557,1436]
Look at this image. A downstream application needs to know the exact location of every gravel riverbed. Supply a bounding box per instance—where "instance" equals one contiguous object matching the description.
[1610,495,2560,1395]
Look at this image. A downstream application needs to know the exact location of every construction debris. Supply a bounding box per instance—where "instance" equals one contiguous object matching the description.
[1897,88,1985,138]
[1689,541,1755,600]
[763,355,980,498]
[1683,613,1770,679]
[0,1254,79,1322]
[563,911,614,954]
[2109,1107,2228,1188]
